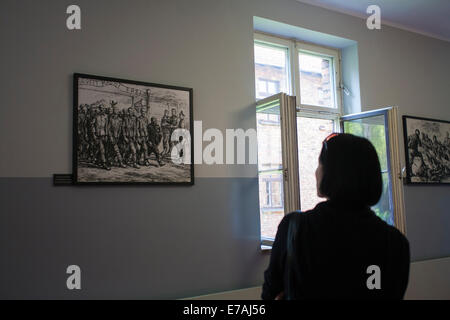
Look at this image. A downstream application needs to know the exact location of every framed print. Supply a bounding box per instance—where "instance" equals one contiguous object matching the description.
[73,73,194,185]
[402,115,450,185]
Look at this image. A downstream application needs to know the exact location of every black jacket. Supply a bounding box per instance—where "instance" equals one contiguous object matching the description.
[262,200,410,300]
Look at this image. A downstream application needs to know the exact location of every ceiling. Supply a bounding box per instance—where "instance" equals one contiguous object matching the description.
[296,0,450,42]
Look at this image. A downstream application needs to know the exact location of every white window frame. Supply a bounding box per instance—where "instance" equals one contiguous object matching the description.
[254,33,295,98]
[295,41,342,115]
[254,32,343,128]
[254,33,342,112]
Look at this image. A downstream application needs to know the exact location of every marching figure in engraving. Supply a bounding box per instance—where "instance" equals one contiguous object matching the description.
[107,101,127,168]
[136,107,150,166]
[85,106,97,162]
[408,129,422,160]
[119,109,129,158]
[161,109,171,157]
[77,104,88,160]
[407,129,423,177]
[178,110,186,129]
[168,108,179,156]
[123,107,140,169]
[147,117,164,167]
[94,104,110,170]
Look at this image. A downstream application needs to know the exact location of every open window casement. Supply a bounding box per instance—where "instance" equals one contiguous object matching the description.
[341,106,407,234]
[257,93,301,247]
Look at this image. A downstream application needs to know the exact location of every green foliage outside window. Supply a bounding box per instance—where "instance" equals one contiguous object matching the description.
[343,120,394,225]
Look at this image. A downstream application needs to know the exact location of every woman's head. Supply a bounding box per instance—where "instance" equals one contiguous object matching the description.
[316,133,382,208]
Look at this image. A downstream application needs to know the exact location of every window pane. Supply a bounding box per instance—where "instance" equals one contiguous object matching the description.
[343,114,394,225]
[259,173,284,239]
[259,180,269,206]
[257,101,285,240]
[254,43,290,99]
[297,117,335,211]
[271,180,282,207]
[299,52,335,108]
[257,112,283,172]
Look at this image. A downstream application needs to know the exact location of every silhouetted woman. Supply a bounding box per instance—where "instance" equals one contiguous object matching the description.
[262,133,410,300]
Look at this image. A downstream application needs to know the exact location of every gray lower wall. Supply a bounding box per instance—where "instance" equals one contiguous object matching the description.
[403,186,450,261]
[0,178,267,299]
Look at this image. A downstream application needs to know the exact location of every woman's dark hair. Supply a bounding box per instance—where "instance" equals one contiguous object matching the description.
[318,133,382,208]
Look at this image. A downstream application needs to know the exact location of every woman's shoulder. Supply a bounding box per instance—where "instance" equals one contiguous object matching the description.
[385,224,410,247]
[281,204,323,226]
[283,202,329,220]
[368,212,409,243]
[369,214,410,254]
[277,211,305,233]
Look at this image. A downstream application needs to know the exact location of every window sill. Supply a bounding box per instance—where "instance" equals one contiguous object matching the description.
[261,244,272,252]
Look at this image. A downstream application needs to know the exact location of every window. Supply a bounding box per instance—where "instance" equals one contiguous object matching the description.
[255,34,341,242]
[299,53,334,108]
[296,42,341,114]
[254,33,405,246]
[254,38,291,100]
[260,178,283,206]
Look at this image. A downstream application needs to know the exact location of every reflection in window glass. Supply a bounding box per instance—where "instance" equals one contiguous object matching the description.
[372,172,394,225]
[258,80,266,93]
[267,81,277,94]
[297,117,335,211]
[271,181,282,207]
[254,43,290,99]
[269,114,279,122]
[257,106,285,240]
[299,52,335,108]
[257,112,283,172]
[258,174,284,239]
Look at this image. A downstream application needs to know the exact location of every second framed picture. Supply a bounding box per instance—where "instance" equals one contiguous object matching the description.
[73,73,194,185]
[402,115,450,185]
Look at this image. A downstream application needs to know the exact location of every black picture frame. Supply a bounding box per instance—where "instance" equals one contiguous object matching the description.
[73,73,194,185]
[402,115,450,185]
